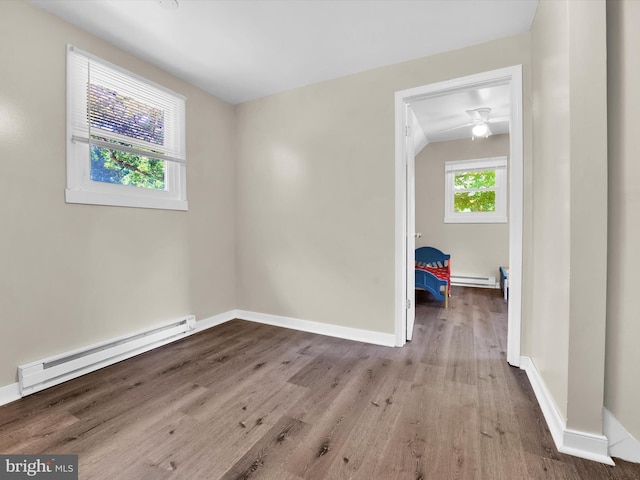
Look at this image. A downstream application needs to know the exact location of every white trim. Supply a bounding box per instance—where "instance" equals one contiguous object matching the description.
[604,408,640,463]
[445,157,507,171]
[235,310,397,347]
[0,382,20,407]
[394,94,409,346]
[394,65,524,365]
[520,356,614,465]
[562,429,612,466]
[193,310,237,333]
[519,356,565,448]
[405,104,417,341]
[506,65,523,367]
[443,215,507,224]
[65,189,188,211]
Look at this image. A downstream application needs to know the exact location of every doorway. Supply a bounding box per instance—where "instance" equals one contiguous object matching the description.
[394,65,523,367]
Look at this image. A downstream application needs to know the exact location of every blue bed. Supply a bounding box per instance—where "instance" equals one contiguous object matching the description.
[415,246,451,308]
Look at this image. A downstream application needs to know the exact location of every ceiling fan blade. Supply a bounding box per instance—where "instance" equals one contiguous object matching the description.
[437,122,473,133]
[466,107,491,122]
[488,115,510,123]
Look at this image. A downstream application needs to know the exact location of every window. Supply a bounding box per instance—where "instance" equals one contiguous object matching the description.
[66,45,187,210]
[444,157,507,223]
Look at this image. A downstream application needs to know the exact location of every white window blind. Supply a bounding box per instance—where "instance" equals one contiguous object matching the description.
[67,45,186,164]
[444,157,507,173]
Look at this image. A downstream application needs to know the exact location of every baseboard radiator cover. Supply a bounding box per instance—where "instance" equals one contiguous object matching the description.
[450,275,498,289]
[18,315,196,397]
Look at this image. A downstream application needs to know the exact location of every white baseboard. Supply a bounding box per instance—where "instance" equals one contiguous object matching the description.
[604,408,640,463]
[198,309,396,347]
[520,356,614,465]
[562,429,612,465]
[235,310,397,347]
[193,310,237,333]
[519,356,565,447]
[0,382,20,407]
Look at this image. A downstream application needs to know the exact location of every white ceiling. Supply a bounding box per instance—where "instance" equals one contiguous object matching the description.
[30,0,538,105]
[412,82,511,143]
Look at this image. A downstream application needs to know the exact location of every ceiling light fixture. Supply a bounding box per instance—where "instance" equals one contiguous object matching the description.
[470,107,492,140]
[472,122,491,140]
[159,0,179,10]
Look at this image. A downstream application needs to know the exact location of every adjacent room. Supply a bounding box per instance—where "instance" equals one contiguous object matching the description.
[412,83,511,304]
[1,0,640,478]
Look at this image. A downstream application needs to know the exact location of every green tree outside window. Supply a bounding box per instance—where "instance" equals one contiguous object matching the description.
[453,169,496,212]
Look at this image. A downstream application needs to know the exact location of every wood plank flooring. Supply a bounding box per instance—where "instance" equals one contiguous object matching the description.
[1,287,639,479]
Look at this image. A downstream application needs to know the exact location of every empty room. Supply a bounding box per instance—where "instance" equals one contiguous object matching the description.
[1,1,640,479]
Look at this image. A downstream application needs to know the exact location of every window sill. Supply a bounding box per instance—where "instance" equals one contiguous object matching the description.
[444,214,507,224]
[65,189,188,211]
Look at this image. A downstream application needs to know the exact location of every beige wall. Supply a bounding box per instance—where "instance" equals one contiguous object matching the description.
[566,0,608,436]
[0,2,236,386]
[530,0,608,434]
[530,0,572,425]
[606,0,640,442]
[415,135,509,281]
[235,35,532,334]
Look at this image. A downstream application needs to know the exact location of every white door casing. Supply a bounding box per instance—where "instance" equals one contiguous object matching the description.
[405,104,416,340]
[394,65,523,367]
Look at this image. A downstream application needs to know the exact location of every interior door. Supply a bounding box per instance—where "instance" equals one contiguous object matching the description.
[405,104,416,340]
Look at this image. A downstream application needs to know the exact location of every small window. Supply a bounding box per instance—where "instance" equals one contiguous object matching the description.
[66,45,187,210]
[444,157,507,223]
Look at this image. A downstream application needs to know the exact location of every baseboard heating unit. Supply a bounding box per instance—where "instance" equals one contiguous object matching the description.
[450,275,498,289]
[18,315,196,396]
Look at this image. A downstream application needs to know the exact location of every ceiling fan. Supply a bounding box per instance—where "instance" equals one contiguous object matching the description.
[439,107,509,139]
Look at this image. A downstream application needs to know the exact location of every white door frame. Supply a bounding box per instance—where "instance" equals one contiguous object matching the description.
[405,103,416,340]
[394,65,523,367]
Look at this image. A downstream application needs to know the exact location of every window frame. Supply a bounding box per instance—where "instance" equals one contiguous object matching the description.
[65,45,188,211]
[444,156,507,224]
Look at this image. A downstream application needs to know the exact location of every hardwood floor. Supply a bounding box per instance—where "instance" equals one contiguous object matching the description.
[1,287,639,479]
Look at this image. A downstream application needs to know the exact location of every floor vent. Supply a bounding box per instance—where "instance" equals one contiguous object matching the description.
[18,315,196,396]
